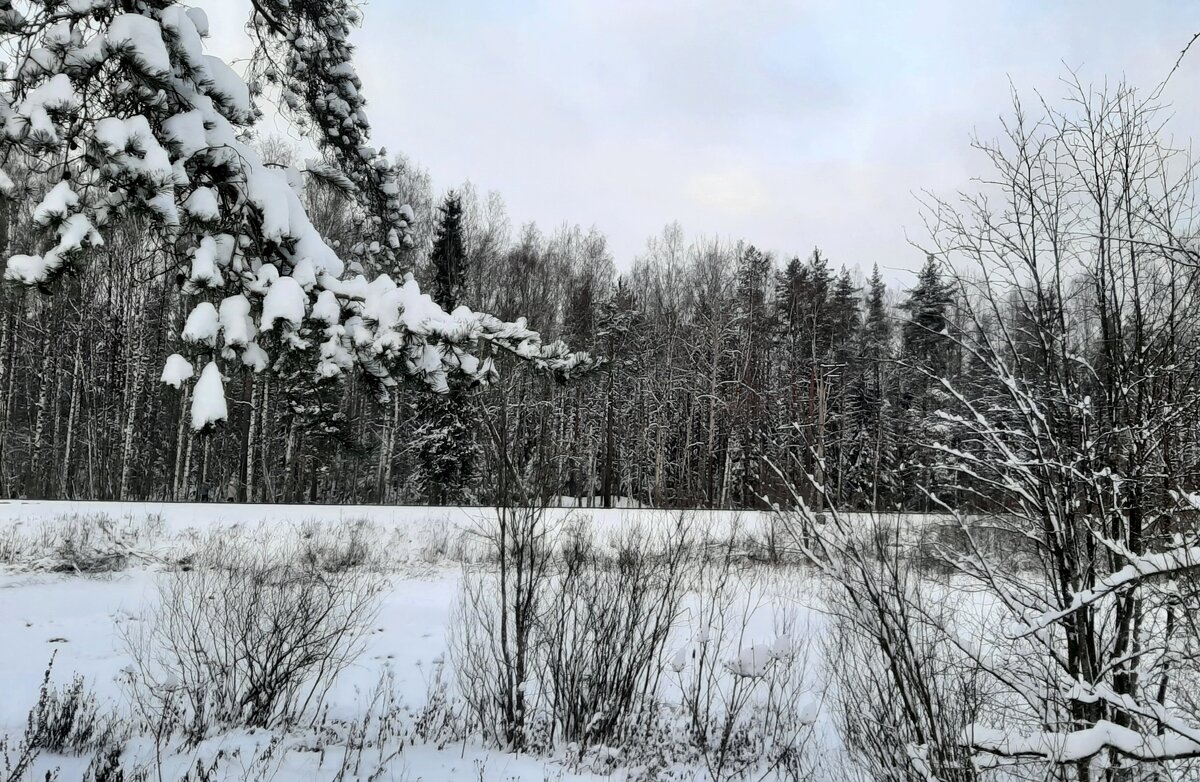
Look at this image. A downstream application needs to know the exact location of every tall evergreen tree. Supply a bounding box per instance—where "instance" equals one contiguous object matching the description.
[825,267,860,503]
[847,264,897,508]
[864,264,891,355]
[900,255,955,371]
[732,245,775,506]
[413,191,479,505]
[897,254,957,509]
[430,192,468,311]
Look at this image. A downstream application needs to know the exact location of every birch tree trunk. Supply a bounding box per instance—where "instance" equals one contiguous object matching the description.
[0,306,12,496]
[173,386,191,500]
[30,333,54,497]
[60,328,84,498]
[118,337,147,500]
[244,375,259,502]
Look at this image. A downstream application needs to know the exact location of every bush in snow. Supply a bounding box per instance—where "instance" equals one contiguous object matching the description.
[25,656,122,756]
[64,667,417,782]
[1,654,125,782]
[50,526,129,574]
[910,514,1039,576]
[411,656,464,749]
[81,737,147,782]
[450,502,555,752]
[538,518,691,750]
[0,729,41,782]
[0,514,163,572]
[819,548,985,782]
[122,535,384,740]
[670,546,822,781]
[296,517,380,573]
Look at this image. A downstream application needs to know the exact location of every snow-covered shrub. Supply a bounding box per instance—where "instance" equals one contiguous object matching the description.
[741,512,793,565]
[538,518,691,749]
[417,524,454,564]
[81,737,146,782]
[749,581,825,781]
[70,668,415,782]
[671,548,821,781]
[314,666,409,779]
[123,535,384,740]
[450,503,556,751]
[25,661,121,756]
[911,514,1039,576]
[411,656,463,748]
[297,518,379,572]
[0,514,163,572]
[819,550,984,782]
[51,525,129,574]
[1,655,124,782]
[0,731,40,782]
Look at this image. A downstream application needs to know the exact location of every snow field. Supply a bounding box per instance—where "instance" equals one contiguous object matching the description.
[0,499,943,569]
[3,577,675,780]
[0,502,867,780]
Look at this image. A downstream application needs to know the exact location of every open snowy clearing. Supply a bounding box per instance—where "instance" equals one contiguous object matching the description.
[0,499,940,564]
[0,569,625,781]
[0,501,857,781]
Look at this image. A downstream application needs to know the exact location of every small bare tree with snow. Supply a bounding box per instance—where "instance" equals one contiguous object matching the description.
[780,76,1200,782]
[123,533,384,741]
[917,78,1200,780]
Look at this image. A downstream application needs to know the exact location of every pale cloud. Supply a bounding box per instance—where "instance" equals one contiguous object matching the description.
[685,168,771,217]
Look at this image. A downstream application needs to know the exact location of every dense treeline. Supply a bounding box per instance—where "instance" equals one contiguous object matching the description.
[0,144,957,508]
[5,77,1200,516]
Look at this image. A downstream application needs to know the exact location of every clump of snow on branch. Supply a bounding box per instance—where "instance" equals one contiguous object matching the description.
[191,361,227,429]
[160,353,193,388]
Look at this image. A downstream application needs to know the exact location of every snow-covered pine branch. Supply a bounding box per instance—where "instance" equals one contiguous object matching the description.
[0,0,592,431]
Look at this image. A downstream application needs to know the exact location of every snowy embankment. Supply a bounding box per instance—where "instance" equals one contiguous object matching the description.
[0,497,764,535]
[0,501,947,780]
[0,497,760,530]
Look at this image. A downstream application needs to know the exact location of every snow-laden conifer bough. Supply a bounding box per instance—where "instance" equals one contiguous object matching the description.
[0,0,593,430]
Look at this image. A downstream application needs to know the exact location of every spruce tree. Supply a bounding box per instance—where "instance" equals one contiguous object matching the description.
[825,267,859,503]
[829,268,860,364]
[413,191,479,505]
[898,254,957,509]
[732,245,775,506]
[901,255,955,371]
[864,263,891,354]
[848,263,897,508]
[430,192,468,311]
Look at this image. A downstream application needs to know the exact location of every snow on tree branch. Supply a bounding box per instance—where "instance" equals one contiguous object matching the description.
[964,720,1200,764]
[0,0,593,430]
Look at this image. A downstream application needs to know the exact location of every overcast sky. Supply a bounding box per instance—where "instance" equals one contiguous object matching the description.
[200,0,1200,284]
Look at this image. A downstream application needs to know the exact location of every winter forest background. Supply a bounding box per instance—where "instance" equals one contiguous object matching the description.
[10,0,1200,780]
[6,88,1166,513]
[2,3,1197,517]
[0,149,944,509]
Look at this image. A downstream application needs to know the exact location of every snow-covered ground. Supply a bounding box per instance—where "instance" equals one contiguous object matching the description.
[0,501,850,781]
[0,497,762,538]
[0,569,623,780]
[0,498,940,563]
